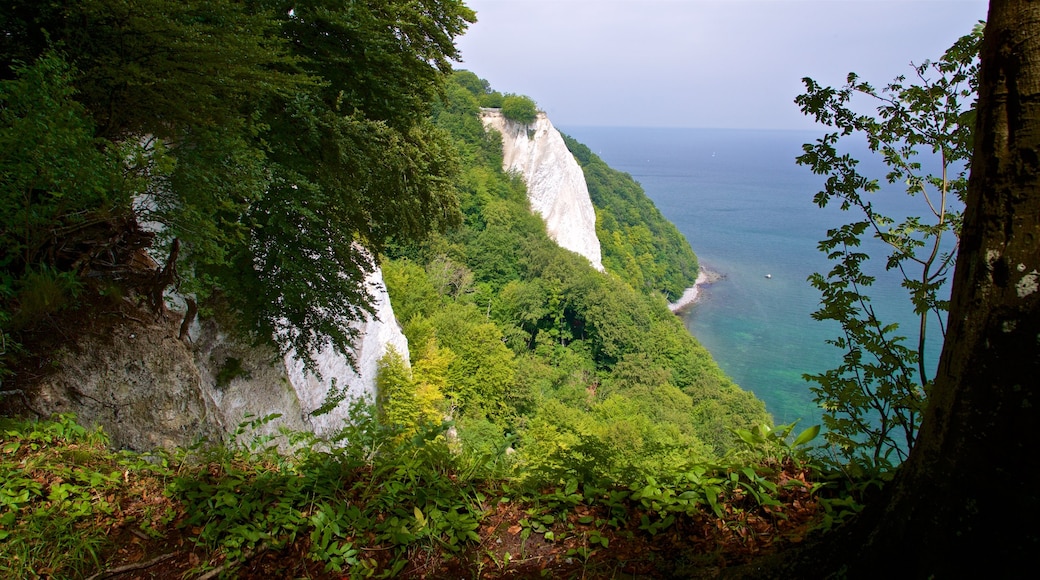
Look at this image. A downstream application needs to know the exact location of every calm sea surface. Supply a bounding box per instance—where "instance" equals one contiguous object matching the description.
[562,126,950,426]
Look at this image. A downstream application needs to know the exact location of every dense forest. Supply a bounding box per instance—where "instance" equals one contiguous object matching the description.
[379,70,768,484]
[4,0,1031,577]
[0,0,768,480]
[0,1,796,576]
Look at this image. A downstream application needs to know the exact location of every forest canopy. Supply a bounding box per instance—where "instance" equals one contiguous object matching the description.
[0,0,475,369]
[376,70,768,484]
[1,1,769,486]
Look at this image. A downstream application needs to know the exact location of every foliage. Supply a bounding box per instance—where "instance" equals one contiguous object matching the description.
[0,415,174,579]
[171,404,485,576]
[795,25,981,470]
[377,71,772,491]
[411,339,453,425]
[0,0,475,373]
[730,421,822,466]
[0,54,138,345]
[563,134,700,300]
[501,94,538,124]
[377,346,419,431]
[452,70,508,109]
[4,414,830,578]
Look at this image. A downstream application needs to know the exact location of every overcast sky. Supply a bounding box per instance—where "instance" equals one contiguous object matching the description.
[454,0,989,130]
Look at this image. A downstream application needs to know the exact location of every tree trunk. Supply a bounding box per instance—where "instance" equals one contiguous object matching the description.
[738,2,1040,576]
[884,0,1040,572]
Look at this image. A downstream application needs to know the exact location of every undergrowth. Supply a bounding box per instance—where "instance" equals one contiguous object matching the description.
[0,414,174,579]
[0,411,843,579]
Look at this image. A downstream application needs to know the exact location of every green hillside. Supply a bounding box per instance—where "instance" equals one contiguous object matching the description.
[378,71,769,485]
[563,134,700,302]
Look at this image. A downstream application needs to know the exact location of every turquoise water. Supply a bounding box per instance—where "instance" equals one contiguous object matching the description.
[562,127,950,426]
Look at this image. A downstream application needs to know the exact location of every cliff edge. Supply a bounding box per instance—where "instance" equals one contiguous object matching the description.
[29,265,408,450]
[480,109,604,271]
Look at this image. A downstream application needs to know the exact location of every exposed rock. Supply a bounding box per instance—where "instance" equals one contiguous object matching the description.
[481,109,604,271]
[32,316,220,451]
[29,265,409,450]
[279,266,409,437]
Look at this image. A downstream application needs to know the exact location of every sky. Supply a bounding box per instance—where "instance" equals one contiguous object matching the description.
[454,0,990,130]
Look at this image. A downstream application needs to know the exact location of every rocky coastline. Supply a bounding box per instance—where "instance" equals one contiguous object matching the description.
[669,267,723,314]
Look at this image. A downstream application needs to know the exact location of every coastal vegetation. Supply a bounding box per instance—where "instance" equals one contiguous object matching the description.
[0,1,785,576]
[500,94,539,125]
[564,134,701,301]
[0,0,474,371]
[380,70,769,485]
[1,0,1035,576]
[0,411,821,578]
[796,25,980,472]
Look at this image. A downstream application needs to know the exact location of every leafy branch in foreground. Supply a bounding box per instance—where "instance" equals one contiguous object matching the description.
[1,0,475,376]
[795,24,981,471]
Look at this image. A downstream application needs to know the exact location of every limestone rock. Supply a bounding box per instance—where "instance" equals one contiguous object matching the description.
[30,264,409,450]
[33,317,220,451]
[481,109,604,271]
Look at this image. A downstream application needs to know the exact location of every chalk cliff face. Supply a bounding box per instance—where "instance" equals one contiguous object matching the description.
[481,110,604,271]
[33,265,408,450]
[280,266,409,436]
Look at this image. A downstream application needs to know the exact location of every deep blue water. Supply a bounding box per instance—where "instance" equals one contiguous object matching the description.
[562,126,951,426]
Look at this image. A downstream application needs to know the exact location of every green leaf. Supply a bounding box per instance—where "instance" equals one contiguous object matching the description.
[793,424,822,447]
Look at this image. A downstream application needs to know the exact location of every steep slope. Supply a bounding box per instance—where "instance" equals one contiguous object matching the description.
[562,135,700,301]
[279,266,409,436]
[30,266,408,450]
[480,109,604,271]
[376,74,771,476]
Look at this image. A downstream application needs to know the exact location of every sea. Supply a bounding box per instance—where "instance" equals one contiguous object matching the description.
[562,126,953,427]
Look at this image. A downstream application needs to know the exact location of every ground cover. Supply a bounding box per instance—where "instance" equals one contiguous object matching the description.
[1,415,828,579]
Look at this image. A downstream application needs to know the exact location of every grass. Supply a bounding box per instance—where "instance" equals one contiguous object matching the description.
[0,415,175,578]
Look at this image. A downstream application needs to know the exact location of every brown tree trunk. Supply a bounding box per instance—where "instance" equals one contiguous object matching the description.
[738,2,1040,576]
[881,0,1040,572]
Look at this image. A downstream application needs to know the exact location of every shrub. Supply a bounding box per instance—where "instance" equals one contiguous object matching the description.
[501,94,538,125]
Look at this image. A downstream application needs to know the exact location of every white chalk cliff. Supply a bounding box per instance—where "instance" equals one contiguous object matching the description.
[198,264,409,443]
[34,265,408,449]
[280,266,409,436]
[481,109,603,271]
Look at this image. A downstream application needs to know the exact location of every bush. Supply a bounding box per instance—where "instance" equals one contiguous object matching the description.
[501,94,538,124]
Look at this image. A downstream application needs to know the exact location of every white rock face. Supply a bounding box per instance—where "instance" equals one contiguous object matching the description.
[281,266,409,436]
[196,263,410,443]
[34,264,408,449]
[481,109,603,271]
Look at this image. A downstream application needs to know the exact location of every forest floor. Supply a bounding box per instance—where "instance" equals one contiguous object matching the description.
[94,500,819,579]
[72,459,823,580]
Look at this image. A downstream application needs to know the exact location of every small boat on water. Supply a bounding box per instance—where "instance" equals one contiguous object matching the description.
[765,274,772,279]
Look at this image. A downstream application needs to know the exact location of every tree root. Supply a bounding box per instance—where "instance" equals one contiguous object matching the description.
[85,551,177,580]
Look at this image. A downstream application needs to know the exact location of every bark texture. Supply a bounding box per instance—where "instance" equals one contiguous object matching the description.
[736,2,1040,576]
[887,0,1040,574]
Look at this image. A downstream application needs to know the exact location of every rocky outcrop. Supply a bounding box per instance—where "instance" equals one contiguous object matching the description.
[279,266,409,437]
[32,316,221,451]
[31,266,408,450]
[481,110,604,271]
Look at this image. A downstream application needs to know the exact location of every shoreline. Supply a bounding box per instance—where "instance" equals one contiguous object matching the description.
[669,267,722,313]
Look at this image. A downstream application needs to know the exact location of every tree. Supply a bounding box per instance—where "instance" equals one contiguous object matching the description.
[500,94,538,125]
[411,339,453,424]
[0,54,131,282]
[0,0,476,373]
[377,346,419,431]
[795,26,980,470]
[758,2,1039,575]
